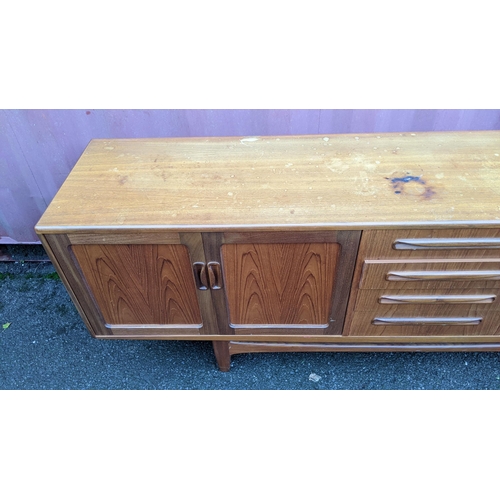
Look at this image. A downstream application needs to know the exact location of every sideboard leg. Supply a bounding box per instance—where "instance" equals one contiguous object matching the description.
[212,341,231,371]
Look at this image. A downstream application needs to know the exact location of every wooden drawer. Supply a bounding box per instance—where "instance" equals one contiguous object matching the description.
[347,310,500,337]
[359,259,500,290]
[353,288,500,313]
[361,229,500,259]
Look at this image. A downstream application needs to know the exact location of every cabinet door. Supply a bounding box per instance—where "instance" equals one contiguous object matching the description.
[72,244,202,327]
[203,232,361,336]
[42,233,218,338]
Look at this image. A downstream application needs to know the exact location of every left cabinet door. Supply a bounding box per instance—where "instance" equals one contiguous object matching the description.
[40,233,218,338]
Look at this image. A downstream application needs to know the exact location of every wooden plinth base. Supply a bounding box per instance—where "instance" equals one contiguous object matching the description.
[212,340,500,371]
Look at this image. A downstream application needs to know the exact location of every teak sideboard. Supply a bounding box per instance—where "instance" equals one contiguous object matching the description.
[35,131,500,371]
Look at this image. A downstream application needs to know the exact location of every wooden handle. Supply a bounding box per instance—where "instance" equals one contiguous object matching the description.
[379,294,497,304]
[372,317,483,326]
[193,262,208,290]
[393,238,500,250]
[207,262,223,290]
[386,270,500,281]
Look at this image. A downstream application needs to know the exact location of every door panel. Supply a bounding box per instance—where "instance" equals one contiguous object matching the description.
[72,244,202,327]
[221,242,340,327]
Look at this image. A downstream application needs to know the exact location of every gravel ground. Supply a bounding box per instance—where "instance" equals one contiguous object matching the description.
[1,248,500,390]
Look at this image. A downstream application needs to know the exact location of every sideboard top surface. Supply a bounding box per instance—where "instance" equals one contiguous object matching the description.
[36,131,500,232]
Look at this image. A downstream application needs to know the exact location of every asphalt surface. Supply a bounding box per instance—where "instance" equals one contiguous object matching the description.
[1,246,500,390]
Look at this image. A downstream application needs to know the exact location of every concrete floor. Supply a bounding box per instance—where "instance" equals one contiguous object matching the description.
[1,248,500,389]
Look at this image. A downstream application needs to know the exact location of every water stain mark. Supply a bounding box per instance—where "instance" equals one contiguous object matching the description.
[151,164,173,182]
[386,174,436,199]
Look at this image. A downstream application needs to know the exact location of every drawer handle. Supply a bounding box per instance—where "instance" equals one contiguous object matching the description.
[193,262,208,290]
[393,238,500,250]
[386,270,500,281]
[379,294,497,304]
[207,262,223,290]
[372,317,483,326]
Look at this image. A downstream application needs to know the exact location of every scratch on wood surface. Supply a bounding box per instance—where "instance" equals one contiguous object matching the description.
[240,137,259,145]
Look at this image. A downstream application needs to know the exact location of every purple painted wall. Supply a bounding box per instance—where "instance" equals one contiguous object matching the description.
[1,109,499,243]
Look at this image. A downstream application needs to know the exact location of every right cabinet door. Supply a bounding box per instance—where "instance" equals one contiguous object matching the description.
[212,232,360,336]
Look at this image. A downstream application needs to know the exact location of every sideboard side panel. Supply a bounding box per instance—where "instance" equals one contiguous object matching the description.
[41,233,107,337]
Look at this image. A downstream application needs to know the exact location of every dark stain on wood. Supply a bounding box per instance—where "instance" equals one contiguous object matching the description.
[150,164,171,182]
[386,174,436,199]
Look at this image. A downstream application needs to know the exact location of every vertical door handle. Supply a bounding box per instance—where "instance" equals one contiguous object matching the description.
[193,262,208,290]
[207,262,223,289]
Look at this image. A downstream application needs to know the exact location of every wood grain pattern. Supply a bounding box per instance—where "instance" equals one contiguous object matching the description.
[207,262,222,289]
[179,232,219,335]
[328,230,362,335]
[35,131,500,233]
[222,231,343,244]
[372,317,482,326]
[225,327,340,336]
[360,229,500,259]
[220,230,360,336]
[360,259,500,290]
[348,311,500,336]
[221,243,340,326]
[354,289,499,311]
[41,234,107,337]
[91,331,500,343]
[386,270,500,281]
[378,294,496,304]
[228,341,500,354]
[393,237,500,250]
[353,292,500,318]
[212,341,231,371]
[71,244,202,326]
[32,132,500,364]
[5,110,497,244]
[200,232,234,336]
[342,230,500,338]
[106,326,202,337]
[68,232,181,245]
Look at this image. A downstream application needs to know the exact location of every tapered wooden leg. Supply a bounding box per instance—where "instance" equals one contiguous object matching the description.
[212,341,231,371]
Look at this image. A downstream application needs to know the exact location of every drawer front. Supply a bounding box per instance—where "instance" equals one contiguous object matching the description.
[348,310,500,337]
[353,289,500,313]
[361,229,500,259]
[359,259,500,290]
